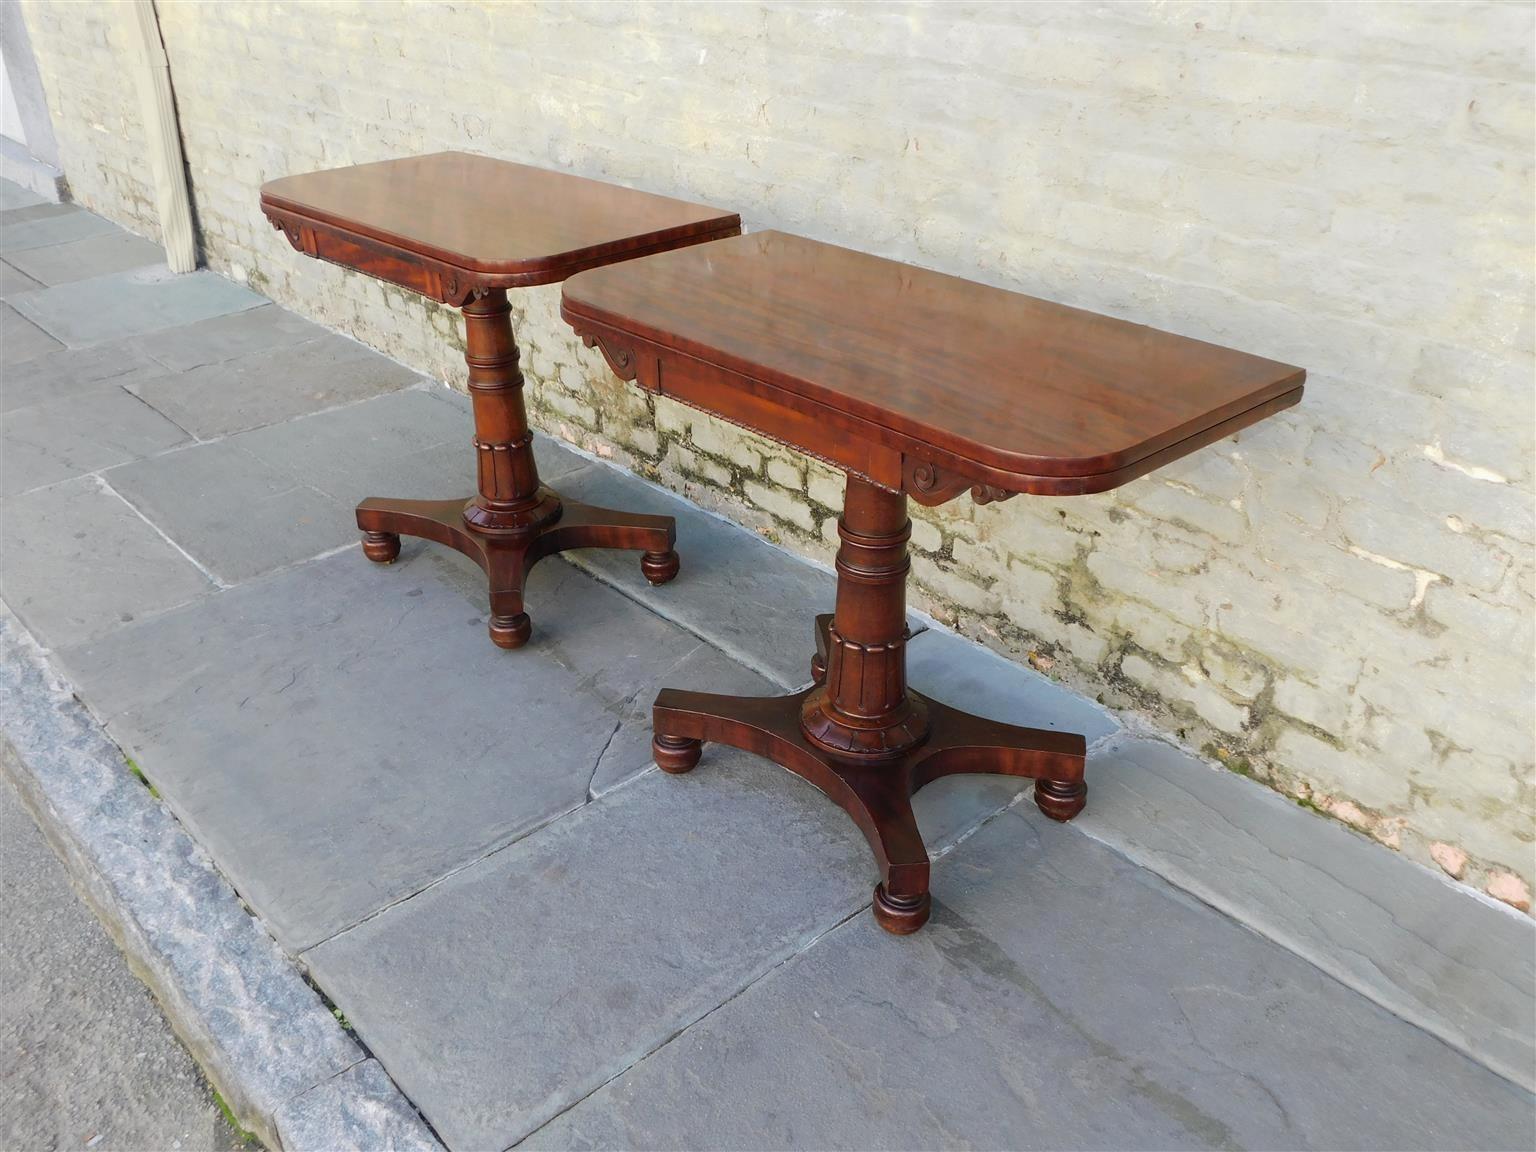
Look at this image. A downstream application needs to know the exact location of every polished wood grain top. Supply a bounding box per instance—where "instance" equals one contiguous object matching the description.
[561,231,1304,482]
[259,152,740,283]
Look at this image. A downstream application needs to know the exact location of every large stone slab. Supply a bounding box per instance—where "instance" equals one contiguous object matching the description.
[3,229,162,285]
[0,476,212,649]
[127,333,421,439]
[0,339,168,414]
[0,203,119,252]
[57,547,767,950]
[528,806,1534,1152]
[2,386,190,498]
[1077,734,1536,1092]
[11,266,264,347]
[103,439,354,585]
[232,387,593,509]
[1,301,61,363]
[0,257,40,298]
[232,388,480,508]
[305,748,879,1152]
[132,303,331,372]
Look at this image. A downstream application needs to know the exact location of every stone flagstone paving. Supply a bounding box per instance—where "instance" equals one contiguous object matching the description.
[2,185,1531,1150]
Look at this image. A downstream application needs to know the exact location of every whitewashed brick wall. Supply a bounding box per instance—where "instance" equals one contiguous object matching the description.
[23,1,1534,909]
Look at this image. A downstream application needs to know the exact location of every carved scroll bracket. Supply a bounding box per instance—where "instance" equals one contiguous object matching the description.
[572,326,666,393]
[431,267,487,308]
[902,456,1019,508]
[581,332,640,383]
[265,209,317,258]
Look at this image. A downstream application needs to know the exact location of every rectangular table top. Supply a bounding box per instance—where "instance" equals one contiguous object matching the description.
[561,231,1304,487]
[259,152,740,285]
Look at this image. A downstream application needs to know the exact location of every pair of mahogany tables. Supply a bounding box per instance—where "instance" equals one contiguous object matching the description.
[261,152,1303,934]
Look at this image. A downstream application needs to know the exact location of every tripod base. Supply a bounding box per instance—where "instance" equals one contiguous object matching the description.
[357,493,678,649]
[652,682,1086,934]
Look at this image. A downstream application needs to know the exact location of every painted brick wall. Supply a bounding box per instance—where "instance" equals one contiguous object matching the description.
[22,1,1534,909]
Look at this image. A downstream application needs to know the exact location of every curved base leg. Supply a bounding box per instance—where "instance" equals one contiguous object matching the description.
[913,695,1088,821]
[355,493,679,649]
[531,499,679,583]
[652,685,1087,935]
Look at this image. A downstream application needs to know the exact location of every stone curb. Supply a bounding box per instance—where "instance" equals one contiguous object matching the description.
[0,605,443,1152]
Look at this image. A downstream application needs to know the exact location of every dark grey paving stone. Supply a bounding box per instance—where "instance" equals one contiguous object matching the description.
[0,181,45,211]
[104,440,354,584]
[11,267,264,348]
[2,301,61,363]
[232,390,587,530]
[0,258,40,298]
[553,460,874,690]
[1079,734,1536,1093]
[0,203,119,252]
[233,388,477,506]
[0,476,212,648]
[527,807,1535,1152]
[306,748,877,1152]
[2,386,190,497]
[57,548,765,951]
[133,303,331,371]
[0,338,168,414]
[128,334,422,439]
[4,229,162,285]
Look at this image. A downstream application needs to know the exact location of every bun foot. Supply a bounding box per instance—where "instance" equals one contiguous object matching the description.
[641,549,681,585]
[653,733,702,774]
[872,884,931,935]
[362,531,401,564]
[1035,778,1087,822]
[488,612,532,650]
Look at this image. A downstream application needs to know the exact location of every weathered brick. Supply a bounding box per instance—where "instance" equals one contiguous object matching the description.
[1107,599,1193,664]
[765,457,802,490]
[1121,653,1249,734]
[1273,674,1352,738]
[909,515,942,555]
[1275,728,1412,812]
[742,480,814,533]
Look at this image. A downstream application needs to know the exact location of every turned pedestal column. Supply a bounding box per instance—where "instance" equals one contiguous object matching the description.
[355,289,680,648]
[652,474,1088,934]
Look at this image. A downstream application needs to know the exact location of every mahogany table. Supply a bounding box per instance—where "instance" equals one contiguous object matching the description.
[562,231,1304,934]
[260,153,739,647]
